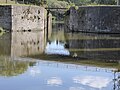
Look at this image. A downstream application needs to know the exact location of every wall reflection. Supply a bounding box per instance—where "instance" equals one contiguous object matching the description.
[0,33,11,56]
[11,31,46,57]
[65,33,120,60]
[0,31,46,57]
[46,25,120,60]
[0,30,46,76]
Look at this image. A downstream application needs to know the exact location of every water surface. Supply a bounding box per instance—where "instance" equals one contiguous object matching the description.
[0,57,119,90]
[0,23,120,90]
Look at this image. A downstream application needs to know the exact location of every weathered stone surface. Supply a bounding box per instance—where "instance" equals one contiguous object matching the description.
[65,7,78,32]
[11,5,45,31]
[0,5,52,32]
[65,6,120,33]
[0,5,12,30]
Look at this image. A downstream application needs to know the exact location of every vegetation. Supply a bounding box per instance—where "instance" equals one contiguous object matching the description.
[1,0,119,21]
[45,0,118,21]
[0,56,36,77]
[1,0,119,6]
[2,0,118,7]
[18,0,119,6]
[66,0,116,5]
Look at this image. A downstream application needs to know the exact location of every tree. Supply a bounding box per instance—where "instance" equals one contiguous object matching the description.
[117,0,120,5]
[94,0,115,4]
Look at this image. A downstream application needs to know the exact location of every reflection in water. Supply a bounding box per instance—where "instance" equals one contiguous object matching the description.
[0,23,120,90]
[65,33,120,60]
[0,31,45,57]
[46,23,120,60]
[29,66,41,77]
[11,31,46,57]
[69,87,85,90]
[0,56,35,77]
[0,59,120,90]
[45,40,70,55]
[45,25,70,55]
[113,71,120,90]
[47,77,63,86]
[0,30,46,77]
[0,33,11,56]
[73,76,111,89]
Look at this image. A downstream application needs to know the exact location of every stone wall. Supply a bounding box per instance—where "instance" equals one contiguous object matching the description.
[0,5,52,57]
[0,5,12,30]
[11,5,45,31]
[0,5,52,32]
[65,6,120,33]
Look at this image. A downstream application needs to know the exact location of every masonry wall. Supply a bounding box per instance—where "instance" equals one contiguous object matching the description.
[65,6,120,33]
[0,5,52,57]
[11,5,45,31]
[0,5,51,32]
[0,5,12,30]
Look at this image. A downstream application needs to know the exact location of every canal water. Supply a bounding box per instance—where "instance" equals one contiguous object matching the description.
[0,23,120,90]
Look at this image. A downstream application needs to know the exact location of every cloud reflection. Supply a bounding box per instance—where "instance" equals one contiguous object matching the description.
[45,41,70,55]
[29,67,41,77]
[69,87,85,90]
[47,77,63,86]
[73,76,111,89]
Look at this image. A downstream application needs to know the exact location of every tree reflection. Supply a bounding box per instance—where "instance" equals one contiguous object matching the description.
[0,56,35,77]
[112,70,120,90]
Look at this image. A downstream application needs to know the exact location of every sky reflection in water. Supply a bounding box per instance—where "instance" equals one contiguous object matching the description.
[45,40,70,55]
[0,23,120,90]
[0,59,116,90]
